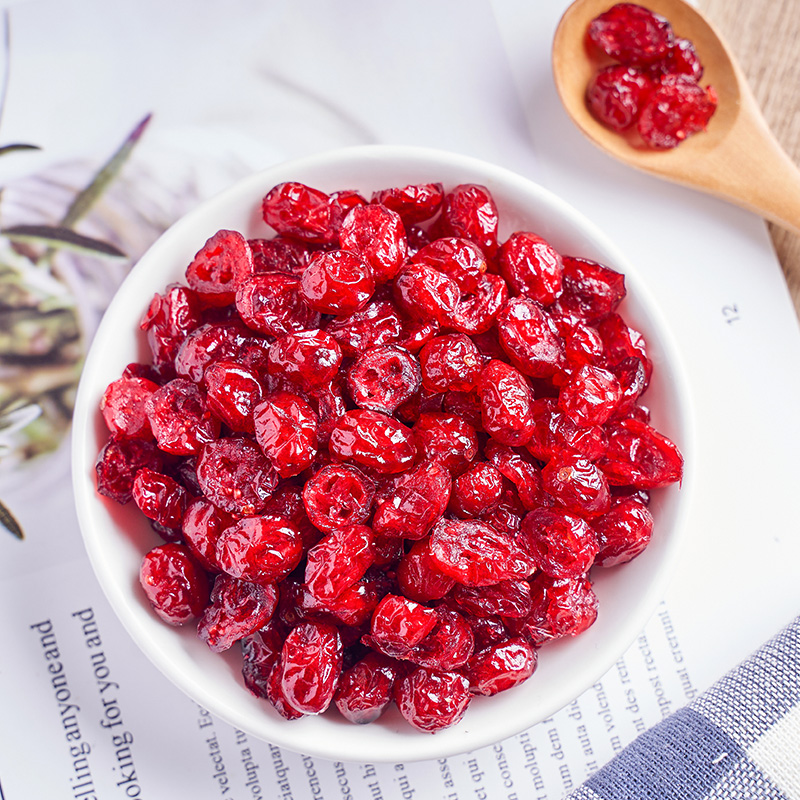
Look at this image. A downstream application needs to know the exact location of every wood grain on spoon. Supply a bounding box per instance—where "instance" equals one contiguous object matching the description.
[552,0,800,237]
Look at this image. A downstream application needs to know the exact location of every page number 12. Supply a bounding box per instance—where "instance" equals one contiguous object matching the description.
[722,303,741,324]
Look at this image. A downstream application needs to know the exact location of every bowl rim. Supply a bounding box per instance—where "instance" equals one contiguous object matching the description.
[71,143,695,762]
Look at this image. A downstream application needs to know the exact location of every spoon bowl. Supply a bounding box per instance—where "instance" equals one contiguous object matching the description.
[552,0,800,236]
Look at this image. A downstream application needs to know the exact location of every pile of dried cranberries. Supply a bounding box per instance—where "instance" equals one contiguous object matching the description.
[585,2,717,149]
[95,178,683,732]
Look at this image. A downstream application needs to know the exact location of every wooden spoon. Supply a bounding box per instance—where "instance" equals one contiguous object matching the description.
[552,0,800,237]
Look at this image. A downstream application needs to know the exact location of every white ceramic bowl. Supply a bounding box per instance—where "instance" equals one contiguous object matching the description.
[72,145,694,763]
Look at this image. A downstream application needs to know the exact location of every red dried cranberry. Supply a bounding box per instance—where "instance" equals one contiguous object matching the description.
[450,273,509,336]
[443,389,484,430]
[587,3,675,66]
[452,578,533,621]
[95,436,163,504]
[267,329,343,391]
[393,263,459,325]
[334,652,402,724]
[181,497,232,571]
[483,440,545,511]
[241,619,285,698]
[464,637,537,696]
[278,621,343,715]
[450,462,504,518]
[396,317,440,353]
[397,538,456,603]
[597,313,652,381]
[542,453,611,519]
[101,376,159,440]
[419,334,482,393]
[368,594,438,654]
[328,189,369,231]
[429,518,535,587]
[139,543,209,626]
[261,182,336,245]
[329,410,416,474]
[185,229,250,307]
[305,524,375,601]
[594,496,654,566]
[339,203,408,283]
[204,360,263,433]
[132,468,189,528]
[196,437,278,516]
[300,570,388,628]
[371,182,444,225]
[215,514,303,584]
[412,237,487,293]
[140,284,202,375]
[652,37,704,81]
[524,573,598,645]
[347,345,422,414]
[174,320,266,384]
[638,74,717,149]
[394,667,471,732]
[312,378,347,447]
[476,360,535,447]
[302,463,375,532]
[198,573,278,652]
[439,184,499,258]
[253,391,318,478]
[551,256,626,329]
[496,298,565,379]
[236,273,320,337]
[245,236,316,278]
[372,459,451,540]
[146,378,220,455]
[565,323,604,368]
[265,653,304,719]
[526,398,608,462]
[413,412,478,475]
[405,607,474,670]
[323,301,403,357]
[300,250,375,316]
[559,364,622,427]
[519,508,599,578]
[586,65,655,131]
[499,232,563,305]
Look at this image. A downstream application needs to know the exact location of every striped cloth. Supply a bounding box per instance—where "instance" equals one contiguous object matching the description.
[566,615,800,800]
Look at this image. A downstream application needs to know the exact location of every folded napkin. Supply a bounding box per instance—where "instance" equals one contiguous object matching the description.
[565,616,800,800]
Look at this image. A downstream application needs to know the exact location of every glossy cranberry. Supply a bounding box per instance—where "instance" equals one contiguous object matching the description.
[524,573,598,645]
[429,518,536,587]
[185,229,250,307]
[140,284,202,375]
[396,316,440,353]
[329,410,416,474]
[197,573,278,652]
[299,570,388,628]
[499,232,563,305]
[368,594,438,654]
[305,524,375,601]
[559,364,622,427]
[439,184,499,258]
[452,578,533,620]
[261,181,336,245]
[204,359,263,433]
[594,496,654,566]
[419,334,482,393]
[443,389,483,430]
[132,468,189,528]
[95,436,163,504]
[638,74,717,149]
[565,323,604,368]
[477,360,535,447]
[372,459,451,540]
[519,507,599,578]
[265,652,304,719]
[323,301,403,357]
[278,621,343,715]
[196,437,278,516]
[653,37,704,80]
[339,203,408,283]
[588,3,675,66]
[526,398,607,462]
[347,345,421,414]
[542,453,611,518]
[450,462,504,518]
[241,619,285,698]
[597,313,652,381]
[371,182,444,225]
[145,378,220,455]
[396,538,456,603]
[586,65,655,131]
[302,463,375,532]
[480,488,527,536]
[236,273,320,337]
[483,440,545,511]
[267,329,343,391]
[181,497,232,571]
[406,607,474,671]
[496,297,565,379]
[412,237,487,293]
[300,250,375,316]
[551,256,626,329]
[245,236,316,278]
[101,376,159,439]
[335,651,402,724]
[393,262,459,325]
[215,514,302,584]
[394,667,471,732]
[450,273,509,336]
[464,637,537,696]
[253,391,318,478]
[312,378,347,447]
[139,543,209,626]
[599,417,683,488]
[413,412,478,475]
[329,189,369,231]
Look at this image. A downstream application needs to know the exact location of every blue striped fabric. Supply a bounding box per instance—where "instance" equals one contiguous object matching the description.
[565,615,800,800]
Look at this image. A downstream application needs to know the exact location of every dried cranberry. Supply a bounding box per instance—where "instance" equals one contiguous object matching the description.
[526,398,608,462]
[397,538,456,603]
[452,578,533,620]
[464,637,537,696]
[261,182,336,245]
[305,524,375,601]
[278,621,342,715]
[198,573,278,652]
[552,256,626,330]
[587,3,675,66]
[496,297,565,379]
[371,182,444,225]
[236,273,320,337]
[146,378,220,455]
[499,232,563,305]
[324,301,403,357]
[300,250,375,316]
[204,360,263,433]
[594,496,654,566]
[394,667,471,732]
[396,316,440,353]
[185,229,250,307]
[215,514,303,584]
[101,376,159,439]
[450,273,509,336]
[174,320,266,384]
[302,463,375,532]
[265,653,304,719]
[429,518,536,587]
[139,543,209,626]
[347,345,421,414]
[597,313,652,381]
[253,391,318,478]
[181,497,232,571]
[196,437,278,516]
[335,651,402,724]
[542,453,611,519]
[586,65,655,132]
[406,607,474,671]
[652,37,704,81]
[368,594,438,654]
[339,203,408,283]
[329,410,416,474]
[483,440,545,511]
[450,462,504,518]
[245,236,316,278]
[559,364,622,427]
[413,412,478,475]
[412,237,487,293]
[524,573,598,645]
[241,619,285,698]
[140,284,202,375]
[443,389,484,430]
[132,468,189,528]
[476,360,535,447]
[419,334,482,393]
[96,436,163,504]
[393,262,459,325]
[261,483,321,551]
[267,329,343,391]
[439,184,499,258]
[519,507,599,578]
[565,323,604,368]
